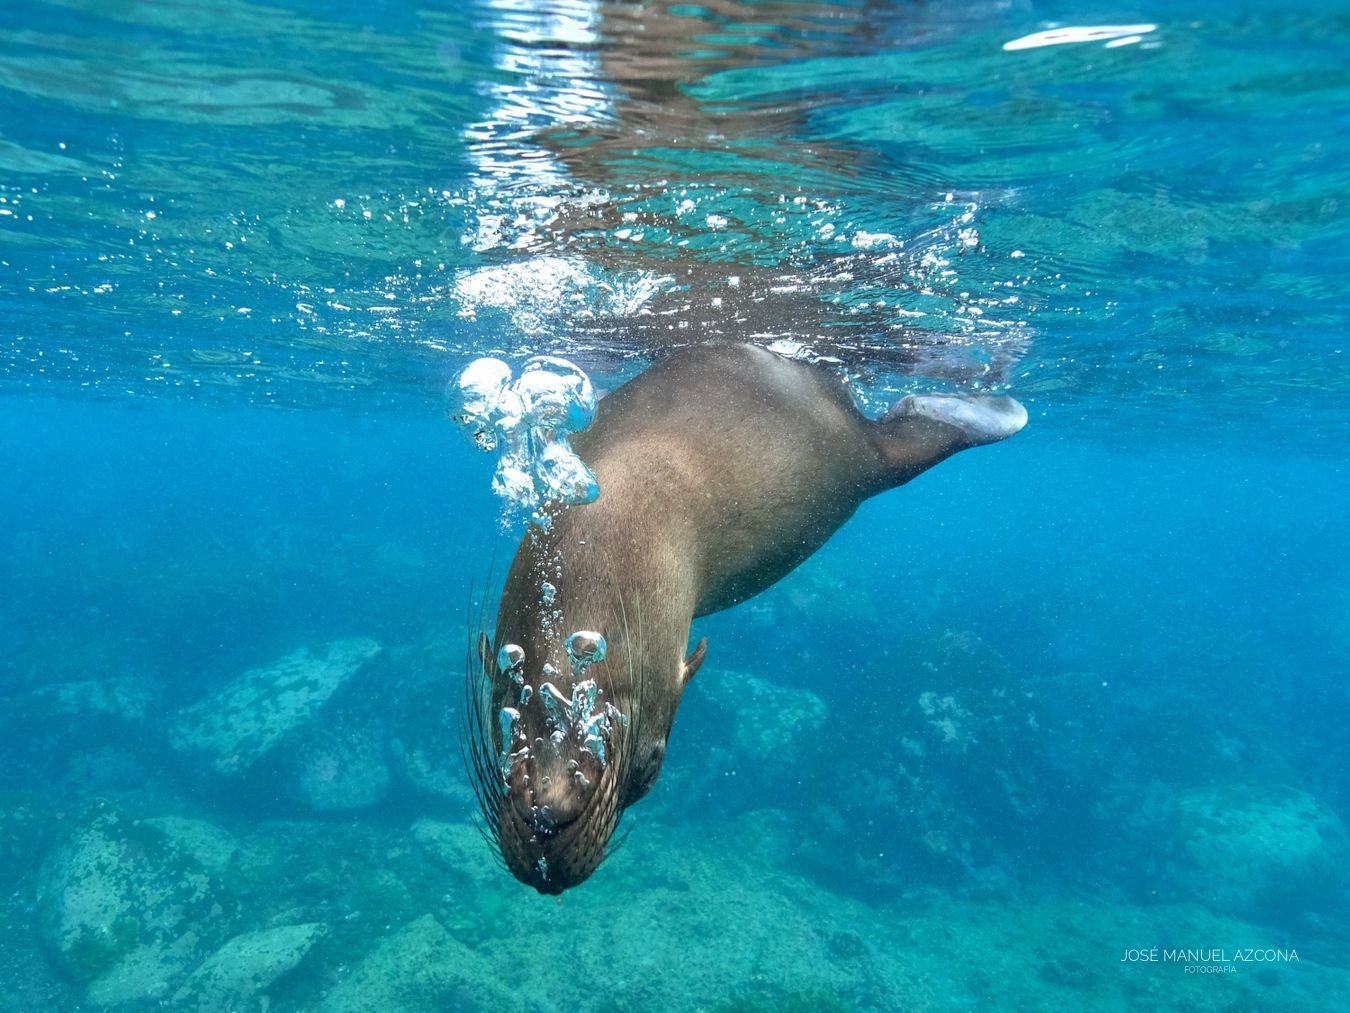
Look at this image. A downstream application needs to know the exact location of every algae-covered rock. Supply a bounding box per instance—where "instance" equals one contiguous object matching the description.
[172,922,326,1012]
[881,630,1049,857]
[690,668,828,770]
[170,638,382,775]
[320,914,508,1012]
[290,727,391,812]
[140,816,239,874]
[384,630,471,808]
[287,729,388,815]
[389,731,472,807]
[409,819,501,891]
[718,628,1060,893]
[86,941,201,1007]
[1163,784,1349,919]
[727,672,828,759]
[0,678,159,784]
[7,677,155,729]
[35,802,237,1003]
[388,684,464,806]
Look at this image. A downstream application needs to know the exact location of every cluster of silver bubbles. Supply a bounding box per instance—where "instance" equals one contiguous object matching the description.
[494,631,624,783]
[450,354,598,524]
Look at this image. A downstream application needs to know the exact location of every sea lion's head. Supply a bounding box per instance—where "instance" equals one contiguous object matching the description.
[464,623,705,894]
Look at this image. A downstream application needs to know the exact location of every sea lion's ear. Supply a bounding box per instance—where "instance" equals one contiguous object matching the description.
[682,637,708,684]
[477,632,493,673]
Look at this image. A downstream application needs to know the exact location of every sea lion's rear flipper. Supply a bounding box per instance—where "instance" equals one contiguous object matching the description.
[870,393,1027,488]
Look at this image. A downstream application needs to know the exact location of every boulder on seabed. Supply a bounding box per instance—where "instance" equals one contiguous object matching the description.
[9,677,156,730]
[171,922,327,1012]
[383,629,474,810]
[289,725,392,812]
[654,668,828,823]
[35,802,238,1006]
[0,677,160,784]
[319,913,509,1012]
[691,669,828,767]
[715,628,1056,894]
[169,637,382,776]
[410,819,503,893]
[1156,784,1349,920]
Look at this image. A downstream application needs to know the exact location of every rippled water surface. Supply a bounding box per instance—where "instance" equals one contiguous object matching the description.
[2,1,1348,1010]
[6,0,1346,419]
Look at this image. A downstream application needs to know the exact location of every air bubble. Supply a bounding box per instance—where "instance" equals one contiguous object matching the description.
[497,642,526,678]
[535,675,620,767]
[498,707,522,779]
[565,630,607,677]
[450,355,599,525]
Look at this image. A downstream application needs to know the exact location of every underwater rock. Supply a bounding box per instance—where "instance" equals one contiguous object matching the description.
[0,678,160,784]
[661,669,828,826]
[890,631,1051,840]
[385,635,470,808]
[409,819,502,892]
[391,723,475,810]
[7,676,155,729]
[171,922,326,1012]
[726,672,828,760]
[59,744,153,796]
[692,669,828,769]
[138,816,239,875]
[170,638,383,776]
[655,668,831,833]
[742,565,880,657]
[319,913,509,1012]
[1158,784,1349,920]
[289,727,391,812]
[0,790,54,889]
[389,732,472,807]
[35,802,238,1005]
[782,629,1061,893]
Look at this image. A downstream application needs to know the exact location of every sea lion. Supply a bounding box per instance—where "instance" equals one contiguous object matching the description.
[463,342,1026,893]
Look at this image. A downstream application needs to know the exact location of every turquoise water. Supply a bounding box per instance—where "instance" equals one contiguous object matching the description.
[2,0,1348,1009]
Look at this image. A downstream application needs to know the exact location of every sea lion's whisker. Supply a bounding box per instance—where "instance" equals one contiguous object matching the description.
[605,812,637,858]
[460,562,506,853]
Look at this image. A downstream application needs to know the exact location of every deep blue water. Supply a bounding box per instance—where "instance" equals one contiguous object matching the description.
[2,0,1349,1010]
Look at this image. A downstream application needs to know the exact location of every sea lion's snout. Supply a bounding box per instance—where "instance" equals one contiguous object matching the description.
[493,688,624,894]
[500,764,619,894]
[506,754,596,835]
[481,631,633,893]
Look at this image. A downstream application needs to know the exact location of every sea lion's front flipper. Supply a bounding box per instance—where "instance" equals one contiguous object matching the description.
[870,393,1027,488]
[682,637,707,684]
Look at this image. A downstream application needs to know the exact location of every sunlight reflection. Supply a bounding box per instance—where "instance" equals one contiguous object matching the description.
[1002,24,1157,52]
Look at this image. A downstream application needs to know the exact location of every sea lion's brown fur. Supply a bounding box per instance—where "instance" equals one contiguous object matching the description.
[471,343,1026,893]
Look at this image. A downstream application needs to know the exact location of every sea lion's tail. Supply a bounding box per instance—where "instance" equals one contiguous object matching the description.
[868,393,1027,488]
